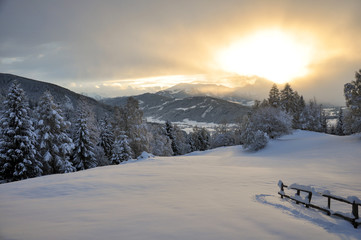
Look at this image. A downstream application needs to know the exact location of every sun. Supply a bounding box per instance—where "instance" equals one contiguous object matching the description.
[217,30,313,84]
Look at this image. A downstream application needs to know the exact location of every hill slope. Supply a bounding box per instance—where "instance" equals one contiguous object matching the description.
[103,93,250,124]
[0,73,112,117]
[0,131,360,240]
[156,83,254,105]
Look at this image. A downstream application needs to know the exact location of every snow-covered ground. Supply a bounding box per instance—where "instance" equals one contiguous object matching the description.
[0,130,360,240]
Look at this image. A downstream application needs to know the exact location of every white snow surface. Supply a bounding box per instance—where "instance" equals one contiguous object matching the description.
[1,130,361,240]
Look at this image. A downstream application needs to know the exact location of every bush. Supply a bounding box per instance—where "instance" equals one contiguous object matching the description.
[242,129,268,151]
[241,107,292,151]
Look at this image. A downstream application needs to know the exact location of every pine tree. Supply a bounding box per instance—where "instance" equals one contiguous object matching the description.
[165,121,181,155]
[62,95,74,120]
[336,108,345,136]
[188,127,210,151]
[126,97,143,127]
[125,97,148,157]
[99,116,114,161]
[111,98,148,158]
[268,84,280,107]
[320,110,328,133]
[299,99,323,132]
[111,133,133,164]
[146,123,173,156]
[280,83,296,113]
[36,91,75,174]
[344,69,361,133]
[292,92,305,129]
[0,81,42,181]
[72,113,97,170]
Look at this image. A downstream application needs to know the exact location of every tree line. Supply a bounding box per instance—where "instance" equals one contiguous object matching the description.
[240,69,361,150]
[1,69,360,182]
[0,81,240,182]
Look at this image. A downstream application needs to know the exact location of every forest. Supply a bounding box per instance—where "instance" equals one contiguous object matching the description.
[0,69,360,183]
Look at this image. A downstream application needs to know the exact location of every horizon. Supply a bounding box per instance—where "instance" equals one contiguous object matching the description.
[0,72,349,106]
[1,0,361,105]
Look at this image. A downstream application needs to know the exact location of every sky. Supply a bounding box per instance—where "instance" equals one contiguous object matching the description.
[0,0,360,105]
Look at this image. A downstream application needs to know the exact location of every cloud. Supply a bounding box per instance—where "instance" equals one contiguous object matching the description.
[1,0,360,105]
[0,57,24,64]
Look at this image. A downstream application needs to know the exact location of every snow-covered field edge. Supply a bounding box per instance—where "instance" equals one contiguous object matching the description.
[0,130,360,240]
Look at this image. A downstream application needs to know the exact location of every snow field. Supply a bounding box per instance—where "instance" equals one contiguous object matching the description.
[0,130,360,240]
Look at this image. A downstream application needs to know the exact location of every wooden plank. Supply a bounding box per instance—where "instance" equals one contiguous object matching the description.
[323,193,353,205]
[289,187,312,194]
[278,181,360,228]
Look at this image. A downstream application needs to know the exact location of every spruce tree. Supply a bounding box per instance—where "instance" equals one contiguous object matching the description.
[299,99,323,131]
[165,121,180,155]
[0,81,42,181]
[292,92,305,129]
[36,91,75,174]
[280,83,296,113]
[188,127,210,151]
[99,116,114,162]
[72,113,97,170]
[344,69,361,133]
[268,84,280,107]
[124,97,148,157]
[335,108,345,136]
[111,133,133,164]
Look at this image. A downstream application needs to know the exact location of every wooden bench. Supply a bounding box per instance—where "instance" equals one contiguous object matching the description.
[278,180,360,229]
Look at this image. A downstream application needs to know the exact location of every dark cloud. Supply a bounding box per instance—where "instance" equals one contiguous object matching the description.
[0,0,360,105]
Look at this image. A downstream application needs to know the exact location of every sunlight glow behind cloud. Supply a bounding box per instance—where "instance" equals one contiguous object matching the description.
[217,29,314,84]
[1,0,361,105]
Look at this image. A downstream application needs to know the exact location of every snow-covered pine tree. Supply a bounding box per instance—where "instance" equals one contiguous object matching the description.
[171,124,190,155]
[72,113,97,170]
[280,83,296,114]
[292,93,306,129]
[126,97,143,127]
[99,116,114,162]
[0,81,42,181]
[124,97,149,157]
[165,120,181,155]
[344,69,361,133]
[299,99,323,132]
[36,91,75,174]
[188,126,210,151]
[335,108,345,136]
[111,133,133,164]
[146,123,173,156]
[268,84,280,108]
[320,110,328,133]
[62,95,75,128]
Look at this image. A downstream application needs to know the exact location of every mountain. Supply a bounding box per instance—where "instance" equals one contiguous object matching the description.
[156,83,255,106]
[0,73,112,117]
[103,93,250,124]
[0,73,251,124]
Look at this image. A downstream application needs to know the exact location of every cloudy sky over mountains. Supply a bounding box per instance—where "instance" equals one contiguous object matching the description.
[1,0,360,104]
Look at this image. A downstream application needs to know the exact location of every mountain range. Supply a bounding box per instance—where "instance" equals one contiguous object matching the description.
[157,83,250,103]
[0,73,252,124]
[103,93,250,124]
